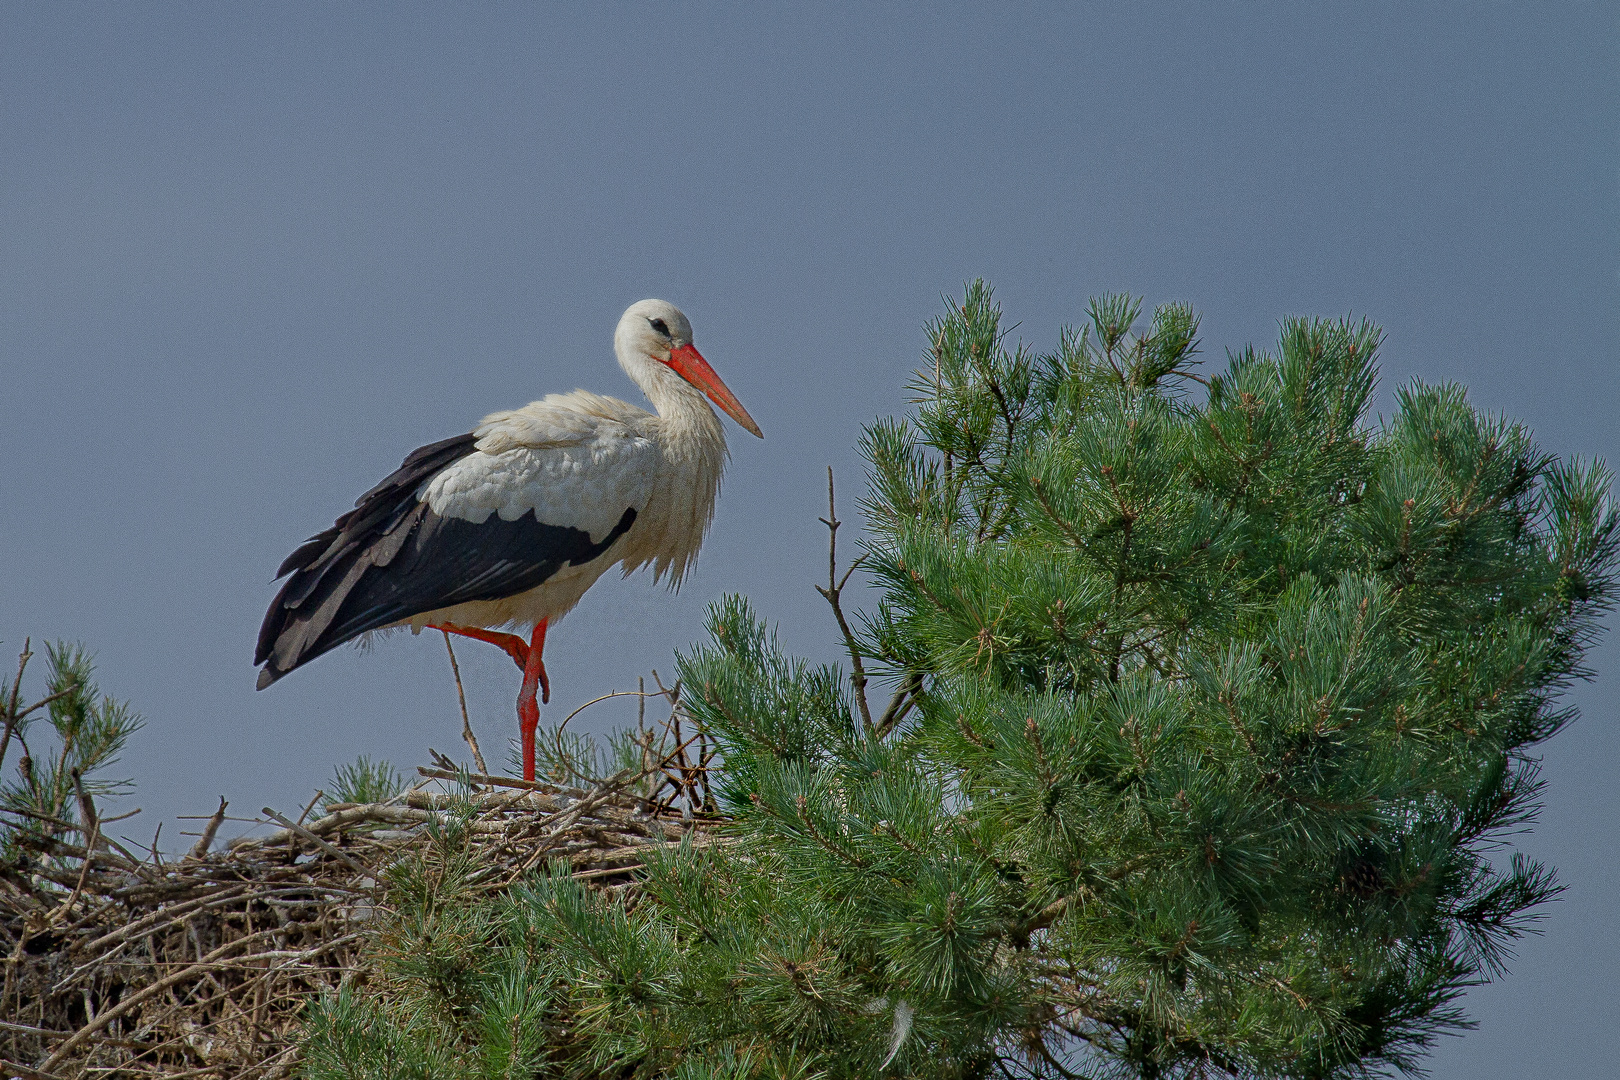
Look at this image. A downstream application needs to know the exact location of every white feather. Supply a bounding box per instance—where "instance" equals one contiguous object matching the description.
[884,1000,915,1068]
[864,997,916,1069]
[421,392,658,540]
[398,300,738,635]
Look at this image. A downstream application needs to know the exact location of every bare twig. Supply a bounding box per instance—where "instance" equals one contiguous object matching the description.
[45,770,103,926]
[1,1056,65,1080]
[189,797,228,859]
[260,808,367,875]
[147,822,164,869]
[0,638,32,775]
[646,670,708,815]
[295,789,324,828]
[415,765,565,793]
[442,630,488,775]
[559,690,663,731]
[71,768,103,851]
[815,467,875,735]
[638,675,652,802]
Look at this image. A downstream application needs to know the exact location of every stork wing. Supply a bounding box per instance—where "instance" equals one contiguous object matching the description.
[255,407,656,688]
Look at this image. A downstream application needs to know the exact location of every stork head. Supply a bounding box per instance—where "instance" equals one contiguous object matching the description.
[615,299,763,438]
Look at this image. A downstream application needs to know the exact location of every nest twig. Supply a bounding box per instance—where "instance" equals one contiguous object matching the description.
[0,761,718,1079]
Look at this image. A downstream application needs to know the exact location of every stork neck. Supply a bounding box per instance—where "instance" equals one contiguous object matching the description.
[651,377,725,454]
[620,348,725,445]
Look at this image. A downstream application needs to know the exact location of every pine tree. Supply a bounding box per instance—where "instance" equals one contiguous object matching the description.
[0,641,144,866]
[300,284,1617,1079]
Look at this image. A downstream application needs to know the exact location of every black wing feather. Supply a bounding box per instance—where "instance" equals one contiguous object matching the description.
[255,434,636,689]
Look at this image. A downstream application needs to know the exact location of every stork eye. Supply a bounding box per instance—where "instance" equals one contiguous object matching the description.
[648,318,670,337]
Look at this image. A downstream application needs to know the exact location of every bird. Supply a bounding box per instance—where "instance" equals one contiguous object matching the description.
[254,299,762,781]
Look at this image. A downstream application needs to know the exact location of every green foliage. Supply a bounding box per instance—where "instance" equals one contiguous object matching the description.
[0,641,143,861]
[325,755,406,811]
[300,285,1615,1079]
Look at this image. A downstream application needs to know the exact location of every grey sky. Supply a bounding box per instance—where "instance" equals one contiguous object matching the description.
[2,4,1614,1074]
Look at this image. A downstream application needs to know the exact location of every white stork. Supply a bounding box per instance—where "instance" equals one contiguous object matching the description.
[255,299,762,780]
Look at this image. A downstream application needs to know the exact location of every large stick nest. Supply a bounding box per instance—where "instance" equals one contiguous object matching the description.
[0,764,715,1080]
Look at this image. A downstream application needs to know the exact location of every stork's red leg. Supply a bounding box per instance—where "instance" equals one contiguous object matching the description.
[516,620,549,782]
[431,623,530,671]
[429,620,550,780]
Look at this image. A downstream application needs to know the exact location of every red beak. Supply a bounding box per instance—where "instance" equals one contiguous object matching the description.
[665,344,764,438]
